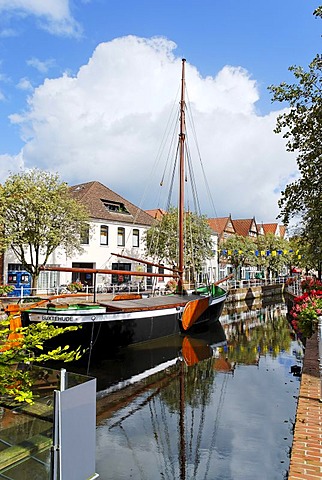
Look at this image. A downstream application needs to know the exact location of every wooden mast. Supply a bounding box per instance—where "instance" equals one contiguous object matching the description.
[178,58,186,295]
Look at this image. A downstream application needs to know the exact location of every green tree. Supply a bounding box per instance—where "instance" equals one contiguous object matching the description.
[287,236,309,275]
[220,235,255,279]
[254,234,289,279]
[252,234,268,276]
[0,169,89,290]
[220,234,291,280]
[269,54,322,223]
[0,316,82,404]
[145,207,214,276]
[268,7,322,276]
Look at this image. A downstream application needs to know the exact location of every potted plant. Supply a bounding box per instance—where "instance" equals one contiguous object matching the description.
[0,285,14,296]
[165,279,178,293]
[67,281,83,293]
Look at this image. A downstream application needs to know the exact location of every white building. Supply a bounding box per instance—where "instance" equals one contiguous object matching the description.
[4,180,219,294]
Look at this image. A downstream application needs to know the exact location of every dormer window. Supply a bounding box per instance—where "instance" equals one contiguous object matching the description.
[101,199,130,214]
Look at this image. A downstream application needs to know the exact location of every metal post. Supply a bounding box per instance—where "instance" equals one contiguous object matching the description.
[50,390,60,480]
[93,273,97,303]
[60,368,67,392]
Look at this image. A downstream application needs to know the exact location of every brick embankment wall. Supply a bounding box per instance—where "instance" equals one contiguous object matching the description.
[226,284,284,303]
[288,332,322,479]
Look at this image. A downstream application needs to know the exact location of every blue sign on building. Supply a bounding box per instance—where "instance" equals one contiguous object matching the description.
[7,271,32,297]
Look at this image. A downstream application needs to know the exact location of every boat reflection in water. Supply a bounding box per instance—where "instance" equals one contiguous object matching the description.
[92,319,227,398]
[95,302,304,480]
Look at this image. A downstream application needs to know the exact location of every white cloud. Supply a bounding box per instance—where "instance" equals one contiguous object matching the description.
[0,0,82,37]
[17,77,33,90]
[7,35,298,222]
[27,57,56,74]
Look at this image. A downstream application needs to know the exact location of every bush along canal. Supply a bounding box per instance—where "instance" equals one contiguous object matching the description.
[95,302,303,480]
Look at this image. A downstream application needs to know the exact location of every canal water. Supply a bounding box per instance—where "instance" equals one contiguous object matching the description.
[93,301,303,480]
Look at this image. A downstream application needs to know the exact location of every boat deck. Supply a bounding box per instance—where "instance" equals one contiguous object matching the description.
[98,294,202,312]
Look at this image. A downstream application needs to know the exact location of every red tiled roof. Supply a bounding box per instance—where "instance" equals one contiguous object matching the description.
[261,223,287,238]
[70,181,154,227]
[232,218,258,237]
[262,223,278,235]
[145,208,166,220]
[208,217,234,236]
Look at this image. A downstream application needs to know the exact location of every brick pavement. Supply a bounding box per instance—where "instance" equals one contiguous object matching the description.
[288,332,322,479]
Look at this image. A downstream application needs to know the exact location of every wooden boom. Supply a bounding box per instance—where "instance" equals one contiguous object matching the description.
[40,265,178,279]
[111,252,179,273]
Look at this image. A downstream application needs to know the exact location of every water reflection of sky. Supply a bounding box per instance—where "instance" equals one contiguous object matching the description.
[96,307,303,480]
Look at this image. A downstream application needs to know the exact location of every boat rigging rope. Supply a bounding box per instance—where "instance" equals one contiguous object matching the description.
[191,363,210,477]
[186,205,197,288]
[165,141,179,212]
[160,110,180,191]
[185,88,219,219]
[159,395,177,479]
[108,371,181,479]
[148,396,174,480]
[202,373,229,480]
[86,320,102,375]
[146,139,179,257]
[127,85,181,232]
[86,321,95,375]
[108,371,180,430]
[185,139,202,216]
[118,424,148,480]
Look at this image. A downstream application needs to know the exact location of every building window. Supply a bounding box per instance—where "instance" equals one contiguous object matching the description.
[158,265,164,282]
[101,199,130,214]
[132,229,139,247]
[38,270,60,292]
[117,227,125,246]
[112,263,131,284]
[80,224,90,245]
[100,225,109,245]
[8,264,24,271]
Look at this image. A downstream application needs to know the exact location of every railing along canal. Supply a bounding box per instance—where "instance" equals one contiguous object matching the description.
[227,276,292,290]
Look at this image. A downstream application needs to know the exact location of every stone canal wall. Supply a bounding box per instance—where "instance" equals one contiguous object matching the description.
[226,283,285,303]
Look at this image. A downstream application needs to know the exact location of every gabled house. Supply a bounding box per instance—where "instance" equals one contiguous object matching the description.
[145,209,166,221]
[205,215,288,281]
[232,217,259,239]
[207,216,236,243]
[207,216,236,280]
[261,223,286,239]
[57,181,155,289]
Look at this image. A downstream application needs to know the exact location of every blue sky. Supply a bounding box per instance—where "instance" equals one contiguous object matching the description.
[0,0,320,222]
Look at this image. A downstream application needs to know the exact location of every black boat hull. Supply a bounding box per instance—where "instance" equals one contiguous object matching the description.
[24,298,225,361]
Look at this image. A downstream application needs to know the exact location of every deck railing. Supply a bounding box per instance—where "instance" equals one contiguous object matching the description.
[0,276,303,301]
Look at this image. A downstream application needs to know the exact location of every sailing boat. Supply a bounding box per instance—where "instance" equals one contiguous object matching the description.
[23,59,229,356]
